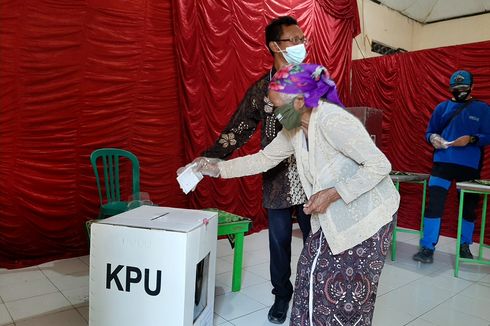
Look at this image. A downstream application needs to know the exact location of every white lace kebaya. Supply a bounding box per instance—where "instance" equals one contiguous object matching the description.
[218,101,400,254]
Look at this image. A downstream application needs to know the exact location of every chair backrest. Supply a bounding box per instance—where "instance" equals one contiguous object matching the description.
[90,148,140,205]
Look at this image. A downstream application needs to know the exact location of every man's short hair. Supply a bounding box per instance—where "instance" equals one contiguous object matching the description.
[265,16,298,56]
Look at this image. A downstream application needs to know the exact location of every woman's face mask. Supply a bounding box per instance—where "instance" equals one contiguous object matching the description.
[273,99,302,130]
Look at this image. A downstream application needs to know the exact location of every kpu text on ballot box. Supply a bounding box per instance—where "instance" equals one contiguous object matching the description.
[89,205,218,326]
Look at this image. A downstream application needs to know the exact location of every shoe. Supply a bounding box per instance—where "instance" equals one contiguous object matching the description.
[413,247,434,263]
[268,297,290,324]
[460,244,474,259]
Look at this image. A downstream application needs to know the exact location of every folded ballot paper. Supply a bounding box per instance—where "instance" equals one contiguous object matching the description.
[177,163,203,194]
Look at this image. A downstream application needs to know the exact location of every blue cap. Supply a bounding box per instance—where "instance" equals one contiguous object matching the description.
[450,70,473,87]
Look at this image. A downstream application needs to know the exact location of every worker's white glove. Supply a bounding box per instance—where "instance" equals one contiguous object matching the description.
[430,134,448,149]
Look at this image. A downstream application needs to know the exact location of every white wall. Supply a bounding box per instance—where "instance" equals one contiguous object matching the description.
[413,14,490,50]
[353,0,416,59]
[352,0,490,60]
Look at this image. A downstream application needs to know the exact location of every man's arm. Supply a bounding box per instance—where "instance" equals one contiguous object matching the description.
[425,102,445,143]
[203,79,266,159]
[474,102,490,146]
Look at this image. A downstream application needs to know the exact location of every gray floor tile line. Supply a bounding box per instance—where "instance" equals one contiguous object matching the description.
[1,288,60,304]
[213,303,264,323]
[16,307,89,326]
[376,270,427,298]
[425,266,468,280]
[238,287,272,308]
[426,263,456,277]
[402,316,429,326]
[6,303,75,324]
[378,255,472,298]
[221,256,270,269]
[74,306,88,324]
[57,287,80,310]
[226,306,270,324]
[43,271,66,294]
[1,270,78,325]
[438,266,490,283]
[397,260,451,277]
[217,253,235,261]
[1,289,64,305]
[408,276,485,324]
[243,268,272,283]
[39,267,89,280]
[403,316,437,326]
[452,284,490,322]
[1,302,15,326]
[476,280,490,287]
[215,270,234,278]
[78,257,89,267]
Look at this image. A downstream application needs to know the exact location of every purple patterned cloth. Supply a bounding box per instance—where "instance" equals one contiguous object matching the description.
[269,64,344,108]
[290,219,394,326]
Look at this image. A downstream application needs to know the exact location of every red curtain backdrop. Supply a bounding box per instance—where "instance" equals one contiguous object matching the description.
[0,0,359,268]
[349,40,490,241]
[173,0,360,231]
[0,0,186,268]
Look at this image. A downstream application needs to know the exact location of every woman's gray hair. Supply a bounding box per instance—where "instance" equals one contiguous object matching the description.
[277,92,301,103]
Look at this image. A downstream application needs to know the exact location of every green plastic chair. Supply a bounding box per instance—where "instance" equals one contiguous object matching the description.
[90,148,140,219]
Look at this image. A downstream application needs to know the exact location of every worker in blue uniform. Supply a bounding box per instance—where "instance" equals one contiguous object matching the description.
[413,70,490,263]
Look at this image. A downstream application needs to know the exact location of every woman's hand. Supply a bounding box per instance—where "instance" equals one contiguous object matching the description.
[303,188,341,215]
[177,157,221,178]
[193,157,221,177]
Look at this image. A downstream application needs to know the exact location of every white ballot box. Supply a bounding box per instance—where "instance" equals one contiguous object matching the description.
[89,205,218,326]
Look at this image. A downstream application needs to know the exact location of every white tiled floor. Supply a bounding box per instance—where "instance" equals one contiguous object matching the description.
[1,227,490,326]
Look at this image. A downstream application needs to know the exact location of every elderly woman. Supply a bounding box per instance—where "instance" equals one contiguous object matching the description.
[194,63,400,325]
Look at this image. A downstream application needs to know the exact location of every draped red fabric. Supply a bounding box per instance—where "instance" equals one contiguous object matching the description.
[350,41,490,241]
[0,0,358,268]
[0,0,186,268]
[173,0,360,231]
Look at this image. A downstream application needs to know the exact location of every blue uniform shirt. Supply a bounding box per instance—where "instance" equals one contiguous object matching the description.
[426,99,490,169]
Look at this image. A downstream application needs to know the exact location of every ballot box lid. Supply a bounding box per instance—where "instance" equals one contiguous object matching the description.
[98,205,217,233]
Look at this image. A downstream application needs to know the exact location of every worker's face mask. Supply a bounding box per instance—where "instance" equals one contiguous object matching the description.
[276,43,307,64]
[273,99,302,130]
[451,85,471,102]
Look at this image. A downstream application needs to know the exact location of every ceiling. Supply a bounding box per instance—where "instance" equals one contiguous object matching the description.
[371,0,490,24]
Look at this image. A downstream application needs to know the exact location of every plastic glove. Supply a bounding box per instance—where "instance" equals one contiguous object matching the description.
[192,157,221,178]
[429,134,448,149]
[177,162,193,176]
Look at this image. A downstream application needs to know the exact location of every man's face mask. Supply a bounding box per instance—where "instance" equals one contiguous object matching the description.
[276,43,307,64]
[451,85,471,102]
[273,99,302,130]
